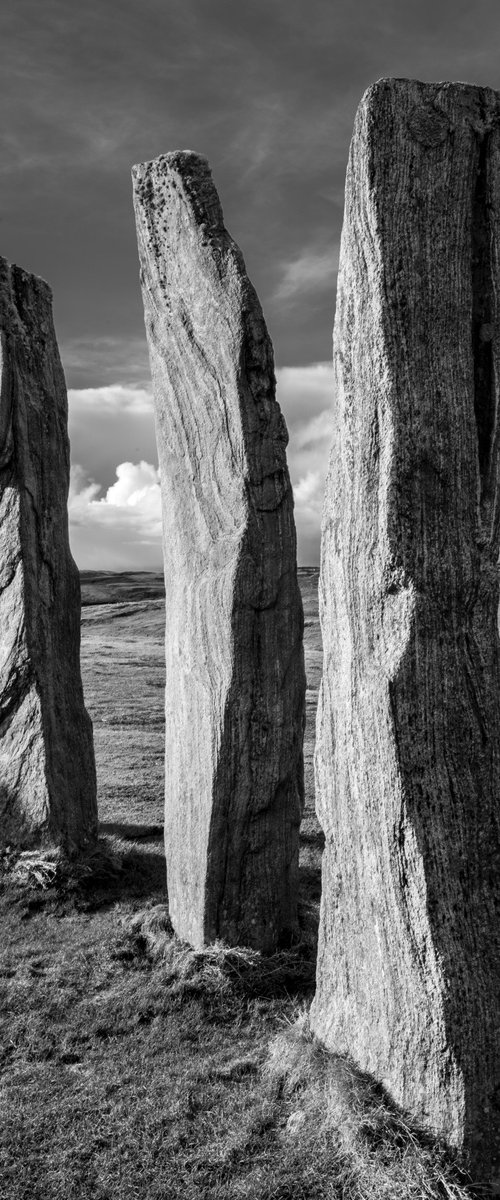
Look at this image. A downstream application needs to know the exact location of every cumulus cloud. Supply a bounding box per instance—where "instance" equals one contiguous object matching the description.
[68,385,157,493]
[274,246,339,303]
[67,365,334,570]
[69,460,162,571]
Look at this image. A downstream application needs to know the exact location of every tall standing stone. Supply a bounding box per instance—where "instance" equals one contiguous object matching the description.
[310,79,500,1182]
[132,152,305,953]
[0,258,97,853]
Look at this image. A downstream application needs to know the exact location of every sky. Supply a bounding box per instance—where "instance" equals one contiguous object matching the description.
[3,0,500,568]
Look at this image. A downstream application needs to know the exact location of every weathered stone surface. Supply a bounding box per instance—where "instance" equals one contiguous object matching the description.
[0,258,97,852]
[132,152,305,953]
[310,79,500,1181]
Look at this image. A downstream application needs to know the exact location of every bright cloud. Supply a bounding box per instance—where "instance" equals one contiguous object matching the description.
[69,460,162,571]
[276,363,333,565]
[276,362,333,427]
[68,385,157,494]
[69,384,153,413]
[105,461,160,508]
[68,364,334,571]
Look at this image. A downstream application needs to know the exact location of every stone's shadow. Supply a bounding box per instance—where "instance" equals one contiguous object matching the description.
[298,858,322,905]
[99,821,164,841]
[269,1023,479,1197]
[2,838,167,919]
[75,839,167,912]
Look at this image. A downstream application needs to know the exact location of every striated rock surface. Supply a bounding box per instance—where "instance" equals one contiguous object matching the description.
[310,79,500,1182]
[132,152,305,952]
[0,258,97,852]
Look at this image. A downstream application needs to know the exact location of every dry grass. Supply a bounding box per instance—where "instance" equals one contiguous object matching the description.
[0,845,482,1200]
[128,902,317,999]
[264,1013,482,1200]
[6,840,126,890]
[0,841,318,1199]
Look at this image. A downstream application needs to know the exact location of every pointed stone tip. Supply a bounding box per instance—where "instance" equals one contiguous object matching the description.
[132,151,224,238]
[0,255,52,310]
[132,150,211,180]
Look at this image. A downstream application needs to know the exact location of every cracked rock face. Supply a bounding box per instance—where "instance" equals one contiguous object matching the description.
[0,258,97,853]
[310,79,500,1182]
[132,152,305,952]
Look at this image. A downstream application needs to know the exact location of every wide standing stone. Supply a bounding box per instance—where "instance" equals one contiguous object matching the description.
[132,152,305,952]
[310,79,500,1182]
[0,258,97,853]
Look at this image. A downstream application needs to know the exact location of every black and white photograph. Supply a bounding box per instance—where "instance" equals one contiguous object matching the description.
[1,2,500,1197]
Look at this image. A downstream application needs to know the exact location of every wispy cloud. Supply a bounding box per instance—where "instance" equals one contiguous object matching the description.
[0,115,139,176]
[61,338,150,390]
[274,246,339,304]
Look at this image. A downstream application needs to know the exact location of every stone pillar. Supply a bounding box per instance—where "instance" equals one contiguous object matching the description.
[132,152,305,952]
[310,79,500,1183]
[0,258,97,853]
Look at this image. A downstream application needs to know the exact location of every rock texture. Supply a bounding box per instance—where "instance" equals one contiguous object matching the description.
[310,79,500,1183]
[0,258,97,852]
[132,152,305,952]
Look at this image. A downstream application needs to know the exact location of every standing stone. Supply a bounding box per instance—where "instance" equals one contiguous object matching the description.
[0,258,97,853]
[310,79,500,1182]
[132,152,305,952]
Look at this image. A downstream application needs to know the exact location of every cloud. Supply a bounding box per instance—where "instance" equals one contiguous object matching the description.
[105,460,160,508]
[62,337,150,389]
[276,362,333,564]
[68,384,157,493]
[274,245,339,303]
[69,460,162,571]
[67,365,334,570]
[67,385,161,569]
[276,362,333,427]
[69,384,152,414]
[292,469,326,565]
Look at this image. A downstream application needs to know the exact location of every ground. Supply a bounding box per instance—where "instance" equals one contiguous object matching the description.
[0,572,477,1199]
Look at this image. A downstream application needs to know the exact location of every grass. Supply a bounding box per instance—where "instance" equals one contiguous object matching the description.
[0,839,481,1200]
[264,1016,481,1200]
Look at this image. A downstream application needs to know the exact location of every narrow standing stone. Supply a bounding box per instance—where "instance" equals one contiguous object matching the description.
[0,258,97,853]
[310,79,500,1183]
[132,152,305,952]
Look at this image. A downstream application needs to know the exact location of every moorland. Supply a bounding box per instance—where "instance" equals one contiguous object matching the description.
[0,570,476,1199]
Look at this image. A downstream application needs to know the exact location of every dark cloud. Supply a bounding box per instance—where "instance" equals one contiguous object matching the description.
[62,336,150,390]
[3,0,500,567]
[4,0,500,380]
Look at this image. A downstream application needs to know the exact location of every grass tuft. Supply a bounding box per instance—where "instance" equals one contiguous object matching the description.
[0,851,482,1199]
[9,849,62,890]
[127,903,317,999]
[263,1012,480,1200]
[1,836,163,916]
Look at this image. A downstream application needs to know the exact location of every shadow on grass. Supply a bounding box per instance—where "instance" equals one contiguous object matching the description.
[1,832,321,985]
[74,841,167,912]
[1,836,167,919]
[122,895,319,1008]
[99,820,164,840]
[264,1015,482,1199]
